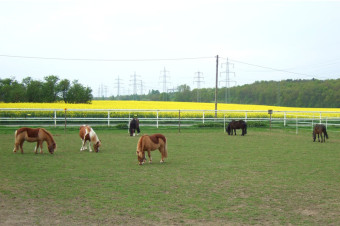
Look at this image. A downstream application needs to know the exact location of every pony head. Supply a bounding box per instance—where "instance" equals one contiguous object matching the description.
[94,140,101,153]
[226,124,231,135]
[136,150,145,165]
[48,142,57,154]
[312,131,316,142]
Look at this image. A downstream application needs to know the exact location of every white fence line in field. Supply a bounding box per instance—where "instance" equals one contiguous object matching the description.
[1,109,340,133]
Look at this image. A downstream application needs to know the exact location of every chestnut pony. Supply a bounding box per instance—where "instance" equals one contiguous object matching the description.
[79,125,101,152]
[136,133,168,165]
[313,124,329,143]
[13,127,56,154]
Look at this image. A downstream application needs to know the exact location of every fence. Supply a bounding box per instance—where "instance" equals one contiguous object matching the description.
[1,108,340,133]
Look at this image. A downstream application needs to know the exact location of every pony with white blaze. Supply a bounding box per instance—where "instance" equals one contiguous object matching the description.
[79,125,101,152]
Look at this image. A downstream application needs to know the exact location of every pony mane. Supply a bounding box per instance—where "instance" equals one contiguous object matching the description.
[40,128,55,143]
[137,135,145,152]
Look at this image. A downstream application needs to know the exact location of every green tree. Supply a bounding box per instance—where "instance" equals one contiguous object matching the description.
[57,79,70,102]
[66,80,93,103]
[22,77,44,102]
[174,84,191,102]
[0,78,26,102]
[43,75,59,102]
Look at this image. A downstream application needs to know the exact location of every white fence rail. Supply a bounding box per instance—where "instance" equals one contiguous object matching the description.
[1,108,340,132]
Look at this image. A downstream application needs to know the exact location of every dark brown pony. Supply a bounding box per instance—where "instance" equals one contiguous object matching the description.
[136,133,167,165]
[313,124,328,143]
[13,127,56,154]
[129,117,140,136]
[227,120,247,136]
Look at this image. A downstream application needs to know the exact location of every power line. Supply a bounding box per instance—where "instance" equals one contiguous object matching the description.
[114,76,123,99]
[220,58,236,103]
[0,54,214,62]
[130,72,141,100]
[225,57,317,78]
[160,67,170,101]
[193,71,204,102]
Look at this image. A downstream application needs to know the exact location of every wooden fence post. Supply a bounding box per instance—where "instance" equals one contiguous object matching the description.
[178,110,181,133]
[64,108,67,133]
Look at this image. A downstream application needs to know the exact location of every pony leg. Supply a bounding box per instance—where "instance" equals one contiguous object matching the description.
[19,141,24,154]
[80,139,86,151]
[141,152,146,164]
[147,151,152,163]
[159,148,165,163]
[321,133,324,143]
[34,142,39,154]
[39,141,43,154]
[13,143,19,153]
[88,141,93,152]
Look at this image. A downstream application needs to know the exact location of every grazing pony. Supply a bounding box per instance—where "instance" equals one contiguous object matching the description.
[227,120,247,136]
[129,117,140,136]
[136,133,167,165]
[313,124,328,143]
[79,125,101,152]
[13,127,56,154]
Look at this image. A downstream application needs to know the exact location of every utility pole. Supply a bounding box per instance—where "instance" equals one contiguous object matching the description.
[193,71,204,102]
[215,55,219,118]
[160,67,170,101]
[114,76,123,100]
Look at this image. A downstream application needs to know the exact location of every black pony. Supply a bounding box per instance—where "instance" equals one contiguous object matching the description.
[227,120,247,136]
[129,117,140,136]
[313,124,328,143]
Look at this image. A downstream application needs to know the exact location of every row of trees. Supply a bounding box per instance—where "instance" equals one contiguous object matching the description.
[0,76,92,103]
[106,79,340,108]
[2,75,339,108]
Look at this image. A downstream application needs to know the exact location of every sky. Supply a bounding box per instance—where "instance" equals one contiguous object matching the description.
[1,0,340,97]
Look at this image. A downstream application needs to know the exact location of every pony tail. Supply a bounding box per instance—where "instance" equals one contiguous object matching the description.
[324,130,329,139]
[164,138,168,158]
[137,136,144,154]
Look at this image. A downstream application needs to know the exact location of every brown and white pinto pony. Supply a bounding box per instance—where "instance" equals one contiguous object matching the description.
[13,127,56,154]
[136,133,167,165]
[79,125,101,152]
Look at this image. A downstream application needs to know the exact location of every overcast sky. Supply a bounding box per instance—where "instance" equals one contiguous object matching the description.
[1,0,340,97]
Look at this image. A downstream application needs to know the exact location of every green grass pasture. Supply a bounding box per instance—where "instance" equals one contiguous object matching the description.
[0,127,339,225]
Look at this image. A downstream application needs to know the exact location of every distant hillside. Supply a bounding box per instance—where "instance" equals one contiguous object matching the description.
[228,79,340,108]
[99,78,340,108]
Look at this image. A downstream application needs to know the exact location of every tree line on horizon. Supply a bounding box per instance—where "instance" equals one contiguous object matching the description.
[1,76,339,108]
[0,75,92,103]
[105,78,340,108]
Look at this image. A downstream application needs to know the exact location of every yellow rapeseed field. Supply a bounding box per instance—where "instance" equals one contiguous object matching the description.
[1,101,340,118]
[1,100,340,111]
